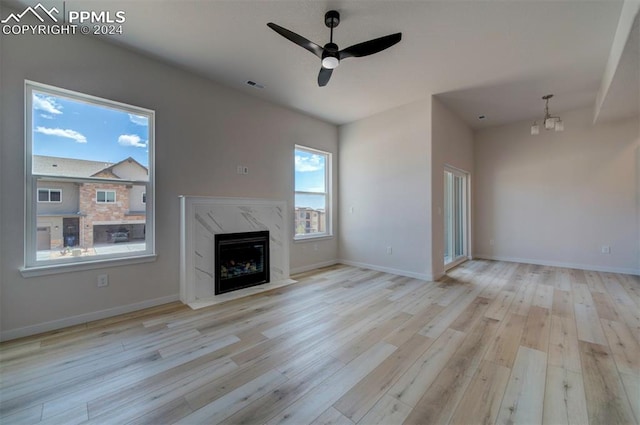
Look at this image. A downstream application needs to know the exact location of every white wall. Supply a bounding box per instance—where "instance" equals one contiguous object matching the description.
[431,97,474,279]
[338,99,433,279]
[0,29,338,339]
[474,107,639,274]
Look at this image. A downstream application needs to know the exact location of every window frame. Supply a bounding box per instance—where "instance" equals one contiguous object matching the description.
[37,188,62,203]
[293,145,332,241]
[23,80,156,275]
[96,190,117,204]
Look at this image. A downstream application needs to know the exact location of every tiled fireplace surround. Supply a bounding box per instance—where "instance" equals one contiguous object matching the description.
[179,196,292,309]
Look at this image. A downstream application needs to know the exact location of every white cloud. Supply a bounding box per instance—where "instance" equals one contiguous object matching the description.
[33,94,62,115]
[118,134,146,148]
[128,114,148,126]
[40,114,54,119]
[35,126,87,143]
[295,154,324,172]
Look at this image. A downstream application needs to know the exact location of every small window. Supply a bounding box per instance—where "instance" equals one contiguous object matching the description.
[142,192,146,203]
[96,190,116,203]
[294,145,331,239]
[37,188,62,203]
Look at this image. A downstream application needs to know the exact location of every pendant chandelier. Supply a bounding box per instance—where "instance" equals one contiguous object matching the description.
[531,94,564,135]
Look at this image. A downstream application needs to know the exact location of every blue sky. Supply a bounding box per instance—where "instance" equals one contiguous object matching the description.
[32,91,150,167]
[295,149,327,210]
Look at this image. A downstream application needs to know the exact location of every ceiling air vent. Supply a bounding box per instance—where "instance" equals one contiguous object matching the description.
[246,80,265,89]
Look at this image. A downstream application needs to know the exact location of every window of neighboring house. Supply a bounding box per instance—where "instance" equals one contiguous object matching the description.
[142,192,146,203]
[294,145,331,239]
[37,188,62,203]
[96,190,116,203]
[24,80,155,273]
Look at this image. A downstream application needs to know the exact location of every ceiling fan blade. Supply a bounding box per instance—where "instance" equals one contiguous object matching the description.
[318,67,333,87]
[339,32,402,60]
[267,22,324,59]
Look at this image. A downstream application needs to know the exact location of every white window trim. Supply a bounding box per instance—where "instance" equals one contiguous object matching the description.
[294,145,332,241]
[37,188,62,203]
[23,80,156,274]
[96,190,117,203]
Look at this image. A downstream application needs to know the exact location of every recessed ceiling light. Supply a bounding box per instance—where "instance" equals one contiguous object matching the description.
[246,80,265,89]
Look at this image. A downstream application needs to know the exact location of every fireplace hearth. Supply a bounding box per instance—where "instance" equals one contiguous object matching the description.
[215,231,270,295]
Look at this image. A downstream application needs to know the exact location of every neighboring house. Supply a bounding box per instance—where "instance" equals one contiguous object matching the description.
[295,207,325,235]
[33,155,148,251]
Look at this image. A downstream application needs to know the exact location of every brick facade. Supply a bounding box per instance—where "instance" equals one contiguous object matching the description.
[78,183,144,247]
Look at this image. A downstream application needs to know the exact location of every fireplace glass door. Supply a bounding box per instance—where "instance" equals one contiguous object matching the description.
[215,231,269,294]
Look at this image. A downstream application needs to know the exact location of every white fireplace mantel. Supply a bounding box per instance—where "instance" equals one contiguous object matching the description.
[179,196,291,308]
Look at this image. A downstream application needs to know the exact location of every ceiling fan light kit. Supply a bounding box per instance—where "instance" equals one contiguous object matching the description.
[531,94,564,135]
[267,10,402,87]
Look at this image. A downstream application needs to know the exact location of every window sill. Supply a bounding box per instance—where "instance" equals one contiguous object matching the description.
[293,235,334,243]
[20,254,157,278]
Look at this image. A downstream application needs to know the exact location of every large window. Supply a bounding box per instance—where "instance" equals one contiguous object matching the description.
[24,81,155,272]
[294,145,331,239]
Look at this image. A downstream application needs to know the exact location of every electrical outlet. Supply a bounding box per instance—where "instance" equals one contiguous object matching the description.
[242,166,249,175]
[489,239,494,246]
[386,246,393,255]
[97,274,109,287]
[601,245,611,254]
[236,165,243,175]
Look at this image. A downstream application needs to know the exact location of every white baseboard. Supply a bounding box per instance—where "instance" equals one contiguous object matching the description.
[474,254,640,276]
[290,260,340,275]
[338,259,433,281]
[432,272,446,281]
[0,294,180,342]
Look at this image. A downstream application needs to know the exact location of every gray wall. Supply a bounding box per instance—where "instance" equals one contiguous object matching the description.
[474,107,639,274]
[338,99,433,279]
[128,185,146,213]
[1,28,338,338]
[36,182,79,214]
[337,96,474,281]
[430,97,474,279]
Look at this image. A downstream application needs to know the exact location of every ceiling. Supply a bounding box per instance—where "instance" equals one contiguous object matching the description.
[3,0,632,128]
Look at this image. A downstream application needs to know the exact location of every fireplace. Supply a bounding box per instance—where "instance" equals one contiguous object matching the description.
[215,231,270,295]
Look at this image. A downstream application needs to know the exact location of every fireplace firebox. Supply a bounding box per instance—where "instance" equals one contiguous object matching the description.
[215,231,270,295]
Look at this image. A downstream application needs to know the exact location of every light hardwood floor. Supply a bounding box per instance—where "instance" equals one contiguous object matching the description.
[0,260,638,424]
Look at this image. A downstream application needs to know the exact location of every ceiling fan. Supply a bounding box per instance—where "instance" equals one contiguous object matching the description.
[267,10,402,87]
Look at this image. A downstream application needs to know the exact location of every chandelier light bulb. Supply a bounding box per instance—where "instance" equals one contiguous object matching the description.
[531,123,540,135]
[545,118,556,130]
